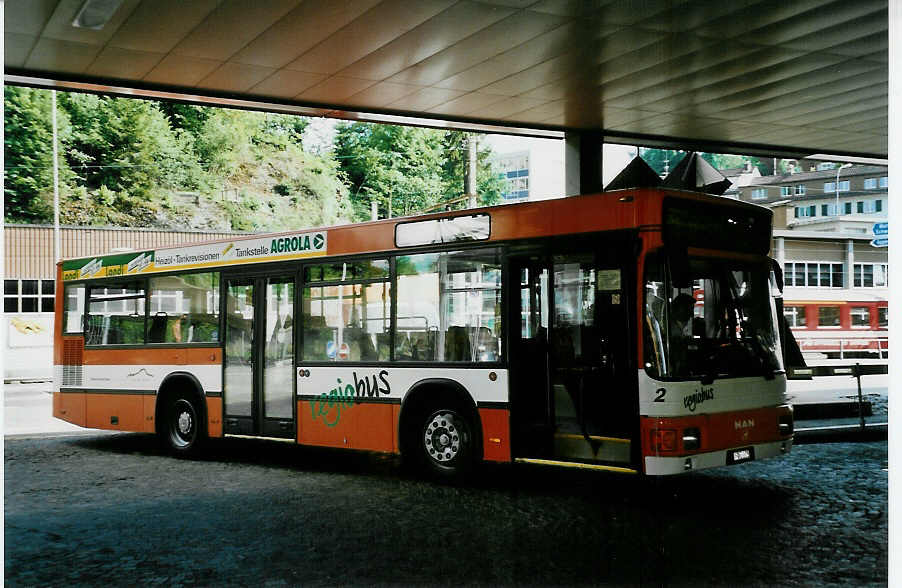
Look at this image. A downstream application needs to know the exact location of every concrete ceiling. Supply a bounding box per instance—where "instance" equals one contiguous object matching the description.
[4,0,889,158]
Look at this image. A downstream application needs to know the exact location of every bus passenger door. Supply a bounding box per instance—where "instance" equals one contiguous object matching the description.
[509,258,553,456]
[224,274,296,439]
[510,250,634,465]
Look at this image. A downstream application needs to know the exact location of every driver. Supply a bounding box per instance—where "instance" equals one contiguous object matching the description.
[670,293,696,336]
[668,293,697,375]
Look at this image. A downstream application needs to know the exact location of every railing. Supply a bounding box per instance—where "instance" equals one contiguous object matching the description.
[788,363,888,432]
[794,336,888,360]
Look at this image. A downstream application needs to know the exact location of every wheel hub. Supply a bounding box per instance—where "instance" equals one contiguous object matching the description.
[424,412,461,463]
[178,411,192,435]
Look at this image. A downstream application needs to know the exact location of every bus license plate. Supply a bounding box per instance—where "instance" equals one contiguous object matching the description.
[726,447,755,465]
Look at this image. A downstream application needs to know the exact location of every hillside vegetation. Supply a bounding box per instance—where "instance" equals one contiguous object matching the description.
[4,87,503,231]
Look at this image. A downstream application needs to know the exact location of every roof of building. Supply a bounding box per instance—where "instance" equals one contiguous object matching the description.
[743,165,888,187]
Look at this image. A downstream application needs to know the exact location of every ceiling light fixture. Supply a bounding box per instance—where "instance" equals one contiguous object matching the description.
[71,0,124,30]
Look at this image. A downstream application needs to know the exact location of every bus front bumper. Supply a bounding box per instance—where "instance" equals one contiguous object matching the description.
[644,437,793,475]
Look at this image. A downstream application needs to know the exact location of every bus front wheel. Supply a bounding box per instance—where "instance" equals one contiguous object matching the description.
[419,406,475,479]
[164,393,204,455]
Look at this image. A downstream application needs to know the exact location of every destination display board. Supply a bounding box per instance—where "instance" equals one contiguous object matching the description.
[62,230,327,281]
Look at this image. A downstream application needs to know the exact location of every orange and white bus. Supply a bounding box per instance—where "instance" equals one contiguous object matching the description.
[53,187,793,477]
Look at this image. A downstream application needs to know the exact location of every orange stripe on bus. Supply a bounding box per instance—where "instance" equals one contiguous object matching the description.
[84,393,146,432]
[297,400,394,453]
[478,408,511,462]
[206,396,223,438]
[53,391,86,427]
[83,347,221,365]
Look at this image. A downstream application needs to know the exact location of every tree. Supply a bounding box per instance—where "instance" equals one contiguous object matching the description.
[334,124,506,220]
[334,123,446,220]
[60,93,197,198]
[440,131,505,209]
[638,148,683,177]
[640,147,767,176]
[4,86,74,223]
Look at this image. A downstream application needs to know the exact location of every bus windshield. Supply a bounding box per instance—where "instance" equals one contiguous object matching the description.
[644,252,783,381]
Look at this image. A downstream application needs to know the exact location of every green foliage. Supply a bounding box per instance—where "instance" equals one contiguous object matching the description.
[61,93,183,197]
[335,123,446,220]
[335,124,505,220]
[638,148,683,176]
[3,87,74,222]
[640,148,767,177]
[4,87,503,231]
[441,131,505,208]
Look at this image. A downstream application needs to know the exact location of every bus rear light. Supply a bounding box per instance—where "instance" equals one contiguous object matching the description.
[682,428,700,451]
[651,428,677,453]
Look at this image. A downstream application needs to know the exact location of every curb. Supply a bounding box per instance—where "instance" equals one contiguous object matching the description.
[5,430,115,441]
[793,423,887,444]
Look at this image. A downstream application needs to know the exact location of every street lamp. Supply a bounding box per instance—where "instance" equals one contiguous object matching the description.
[834,163,852,216]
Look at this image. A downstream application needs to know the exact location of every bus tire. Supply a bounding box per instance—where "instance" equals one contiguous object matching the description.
[418,405,475,480]
[163,391,204,456]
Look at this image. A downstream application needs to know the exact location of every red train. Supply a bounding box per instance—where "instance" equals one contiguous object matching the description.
[783,300,887,360]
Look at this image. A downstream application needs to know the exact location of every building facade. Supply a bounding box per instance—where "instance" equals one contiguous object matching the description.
[732,161,890,362]
[493,150,531,201]
[733,162,888,232]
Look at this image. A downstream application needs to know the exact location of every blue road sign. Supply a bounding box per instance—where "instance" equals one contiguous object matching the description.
[870,237,888,247]
[873,222,888,236]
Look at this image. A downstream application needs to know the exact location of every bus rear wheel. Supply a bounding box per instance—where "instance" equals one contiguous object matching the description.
[164,393,204,456]
[419,407,474,479]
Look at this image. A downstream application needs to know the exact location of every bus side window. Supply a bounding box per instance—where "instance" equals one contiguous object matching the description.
[147,272,220,344]
[395,248,501,363]
[301,260,390,362]
[86,282,146,346]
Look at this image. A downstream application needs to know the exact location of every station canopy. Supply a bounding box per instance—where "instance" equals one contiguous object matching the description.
[4,0,888,159]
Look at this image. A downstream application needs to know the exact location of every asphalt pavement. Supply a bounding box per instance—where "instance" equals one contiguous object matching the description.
[2,380,890,586]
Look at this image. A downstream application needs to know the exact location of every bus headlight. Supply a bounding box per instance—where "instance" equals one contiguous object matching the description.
[682,428,700,451]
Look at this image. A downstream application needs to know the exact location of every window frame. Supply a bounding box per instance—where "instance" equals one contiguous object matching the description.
[146,271,222,345]
[816,305,841,329]
[392,246,503,365]
[783,261,844,288]
[853,263,889,288]
[4,278,56,313]
[298,244,506,367]
[849,306,871,329]
[84,278,149,347]
[300,256,392,363]
[63,282,86,335]
[783,305,808,328]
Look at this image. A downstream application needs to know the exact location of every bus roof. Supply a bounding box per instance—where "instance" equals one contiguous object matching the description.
[59,188,769,281]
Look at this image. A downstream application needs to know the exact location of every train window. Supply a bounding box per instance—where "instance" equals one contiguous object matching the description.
[816,306,840,328]
[850,306,870,327]
[783,305,807,327]
[878,307,888,329]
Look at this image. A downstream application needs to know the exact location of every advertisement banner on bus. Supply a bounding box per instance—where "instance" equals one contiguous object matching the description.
[62,230,328,280]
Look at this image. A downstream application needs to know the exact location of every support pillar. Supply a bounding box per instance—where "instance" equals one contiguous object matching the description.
[846,239,855,289]
[564,130,604,196]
